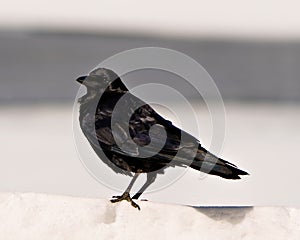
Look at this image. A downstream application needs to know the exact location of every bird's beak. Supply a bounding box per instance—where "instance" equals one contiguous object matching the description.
[76,76,87,84]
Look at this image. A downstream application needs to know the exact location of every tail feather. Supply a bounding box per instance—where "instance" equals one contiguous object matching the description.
[190,147,249,179]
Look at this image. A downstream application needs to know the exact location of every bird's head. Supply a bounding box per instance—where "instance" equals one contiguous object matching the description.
[76,68,120,91]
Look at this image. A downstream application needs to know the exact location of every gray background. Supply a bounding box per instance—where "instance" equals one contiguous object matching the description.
[1,31,300,103]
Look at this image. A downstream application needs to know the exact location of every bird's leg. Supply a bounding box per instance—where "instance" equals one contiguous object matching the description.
[110,172,141,210]
[132,173,157,200]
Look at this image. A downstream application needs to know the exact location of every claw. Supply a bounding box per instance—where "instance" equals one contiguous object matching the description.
[132,194,148,201]
[110,192,140,210]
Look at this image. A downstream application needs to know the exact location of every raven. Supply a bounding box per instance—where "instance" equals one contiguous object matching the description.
[76,68,248,210]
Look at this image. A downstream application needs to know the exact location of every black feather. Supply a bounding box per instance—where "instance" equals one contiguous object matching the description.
[77,68,249,200]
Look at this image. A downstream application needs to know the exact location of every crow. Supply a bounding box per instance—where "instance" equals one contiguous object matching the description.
[76,68,248,210]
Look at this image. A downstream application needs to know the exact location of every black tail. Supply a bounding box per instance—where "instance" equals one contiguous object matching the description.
[190,147,249,180]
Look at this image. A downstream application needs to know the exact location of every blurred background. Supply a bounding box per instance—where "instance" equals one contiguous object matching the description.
[0,0,300,206]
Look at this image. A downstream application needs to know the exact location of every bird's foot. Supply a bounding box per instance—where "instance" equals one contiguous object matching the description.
[132,192,148,201]
[110,192,140,210]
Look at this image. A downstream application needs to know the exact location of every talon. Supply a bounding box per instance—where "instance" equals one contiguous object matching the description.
[110,198,120,203]
[131,201,140,210]
[110,192,140,210]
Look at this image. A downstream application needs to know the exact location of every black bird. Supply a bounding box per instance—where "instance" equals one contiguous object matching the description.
[76,68,248,210]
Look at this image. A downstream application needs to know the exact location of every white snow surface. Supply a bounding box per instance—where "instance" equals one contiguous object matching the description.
[0,193,299,240]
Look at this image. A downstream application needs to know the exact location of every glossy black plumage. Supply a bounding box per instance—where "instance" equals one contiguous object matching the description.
[77,68,248,209]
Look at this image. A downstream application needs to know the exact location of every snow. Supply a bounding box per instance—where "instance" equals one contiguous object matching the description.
[0,193,299,240]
